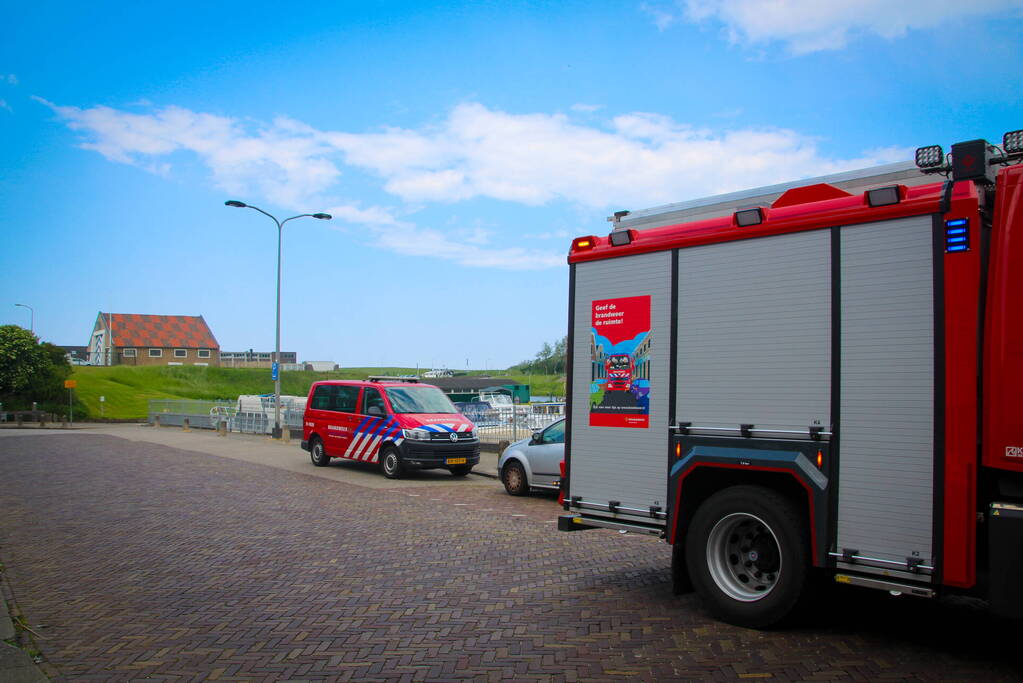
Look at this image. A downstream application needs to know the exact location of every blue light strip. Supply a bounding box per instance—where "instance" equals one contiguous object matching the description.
[945,218,970,253]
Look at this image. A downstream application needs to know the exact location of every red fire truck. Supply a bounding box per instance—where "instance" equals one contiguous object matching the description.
[605,354,634,391]
[559,131,1023,628]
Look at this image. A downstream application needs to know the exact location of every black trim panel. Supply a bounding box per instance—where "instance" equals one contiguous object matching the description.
[931,213,947,583]
[563,263,576,509]
[829,226,841,565]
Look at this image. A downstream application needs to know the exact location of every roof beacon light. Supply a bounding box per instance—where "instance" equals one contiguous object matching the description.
[609,229,633,247]
[1004,129,1023,156]
[915,145,945,170]
[572,236,595,251]
[866,185,902,207]
[734,207,764,228]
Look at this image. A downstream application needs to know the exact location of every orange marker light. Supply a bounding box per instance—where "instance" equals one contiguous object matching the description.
[675,442,681,459]
[572,236,595,251]
[816,450,823,469]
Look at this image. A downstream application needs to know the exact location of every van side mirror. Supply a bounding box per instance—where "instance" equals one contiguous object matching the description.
[367,406,385,417]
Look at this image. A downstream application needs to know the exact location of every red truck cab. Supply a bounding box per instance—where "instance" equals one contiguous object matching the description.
[605,354,634,391]
[301,378,480,479]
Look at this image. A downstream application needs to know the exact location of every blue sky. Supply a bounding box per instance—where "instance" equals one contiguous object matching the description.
[2,1,1022,369]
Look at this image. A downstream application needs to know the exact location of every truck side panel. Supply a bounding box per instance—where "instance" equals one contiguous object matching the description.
[837,215,936,570]
[674,230,832,431]
[984,165,1023,474]
[570,251,671,520]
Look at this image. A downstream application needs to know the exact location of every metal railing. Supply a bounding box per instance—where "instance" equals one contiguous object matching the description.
[473,403,564,444]
[148,399,565,441]
[148,399,304,435]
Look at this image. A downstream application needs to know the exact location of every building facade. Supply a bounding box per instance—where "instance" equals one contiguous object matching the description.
[88,312,220,367]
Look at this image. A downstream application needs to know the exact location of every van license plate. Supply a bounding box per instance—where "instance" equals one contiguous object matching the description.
[446,457,467,465]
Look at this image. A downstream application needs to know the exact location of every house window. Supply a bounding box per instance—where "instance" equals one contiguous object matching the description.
[122,348,137,357]
[198,349,211,359]
[174,349,187,358]
[149,348,163,358]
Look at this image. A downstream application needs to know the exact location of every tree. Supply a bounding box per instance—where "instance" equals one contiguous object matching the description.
[512,336,567,375]
[0,325,73,410]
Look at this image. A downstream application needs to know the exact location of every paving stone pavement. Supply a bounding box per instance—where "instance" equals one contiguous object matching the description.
[0,432,1020,682]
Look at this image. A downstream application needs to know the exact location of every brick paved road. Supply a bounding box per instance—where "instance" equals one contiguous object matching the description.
[0,433,1019,682]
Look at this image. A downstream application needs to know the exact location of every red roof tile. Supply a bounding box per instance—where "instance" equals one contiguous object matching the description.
[104,313,219,349]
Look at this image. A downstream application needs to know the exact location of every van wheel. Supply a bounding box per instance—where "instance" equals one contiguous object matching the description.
[309,437,330,467]
[450,464,473,477]
[501,460,528,496]
[686,485,808,629]
[381,447,403,479]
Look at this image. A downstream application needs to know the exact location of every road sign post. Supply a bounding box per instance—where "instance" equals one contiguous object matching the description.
[64,379,77,425]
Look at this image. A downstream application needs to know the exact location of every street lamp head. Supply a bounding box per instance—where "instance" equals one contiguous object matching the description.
[312,213,332,220]
[225,200,247,208]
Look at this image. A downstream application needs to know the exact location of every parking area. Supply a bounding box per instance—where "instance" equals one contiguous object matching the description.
[0,429,1019,681]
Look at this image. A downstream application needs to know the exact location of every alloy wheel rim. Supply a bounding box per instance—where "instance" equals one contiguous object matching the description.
[705,512,781,602]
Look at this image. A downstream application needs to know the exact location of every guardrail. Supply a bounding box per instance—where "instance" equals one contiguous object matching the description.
[148,399,566,442]
[148,399,304,435]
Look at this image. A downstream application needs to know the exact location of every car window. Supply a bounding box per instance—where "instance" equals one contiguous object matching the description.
[333,385,359,413]
[385,386,457,414]
[310,385,332,410]
[360,388,387,415]
[541,420,565,444]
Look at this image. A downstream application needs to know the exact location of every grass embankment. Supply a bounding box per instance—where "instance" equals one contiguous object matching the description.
[70,366,565,420]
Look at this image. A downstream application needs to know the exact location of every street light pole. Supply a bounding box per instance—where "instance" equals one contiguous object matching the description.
[14,303,33,334]
[225,200,332,439]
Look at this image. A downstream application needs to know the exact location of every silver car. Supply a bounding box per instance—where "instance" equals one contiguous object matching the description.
[498,418,564,496]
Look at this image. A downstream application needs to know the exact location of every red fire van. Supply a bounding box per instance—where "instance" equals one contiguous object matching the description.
[301,378,480,479]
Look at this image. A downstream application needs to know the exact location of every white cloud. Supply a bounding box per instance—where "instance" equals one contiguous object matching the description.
[570,103,603,113]
[679,0,1023,53]
[2,74,17,85]
[326,102,908,208]
[640,2,680,31]
[39,97,913,269]
[34,97,340,208]
[0,100,11,113]
[322,203,559,270]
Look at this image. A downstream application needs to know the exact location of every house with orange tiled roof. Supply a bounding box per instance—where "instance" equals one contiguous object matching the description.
[87,312,220,367]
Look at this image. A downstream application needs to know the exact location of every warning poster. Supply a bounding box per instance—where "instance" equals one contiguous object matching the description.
[589,295,651,428]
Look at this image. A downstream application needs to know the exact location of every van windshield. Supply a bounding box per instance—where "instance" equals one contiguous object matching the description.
[385,386,458,414]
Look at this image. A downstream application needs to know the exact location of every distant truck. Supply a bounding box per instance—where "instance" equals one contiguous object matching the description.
[560,130,1023,628]
[604,354,634,391]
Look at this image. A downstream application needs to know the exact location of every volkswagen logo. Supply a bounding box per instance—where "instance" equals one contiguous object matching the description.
[449,432,458,442]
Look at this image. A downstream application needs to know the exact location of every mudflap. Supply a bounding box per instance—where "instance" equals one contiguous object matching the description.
[672,542,693,595]
[989,502,1023,619]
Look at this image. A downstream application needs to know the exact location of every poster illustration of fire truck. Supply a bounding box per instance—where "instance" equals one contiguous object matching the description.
[589,295,651,428]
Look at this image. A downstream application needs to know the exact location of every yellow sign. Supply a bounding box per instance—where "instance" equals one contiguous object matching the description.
[64,380,77,389]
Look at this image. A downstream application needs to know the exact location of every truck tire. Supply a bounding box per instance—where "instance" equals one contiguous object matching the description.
[381,447,403,479]
[309,437,330,467]
[686,485,808,629]
[501,460,529,496]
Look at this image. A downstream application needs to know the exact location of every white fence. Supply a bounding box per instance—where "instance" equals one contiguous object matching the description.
[149,397,305,435]
[147,398,565,443]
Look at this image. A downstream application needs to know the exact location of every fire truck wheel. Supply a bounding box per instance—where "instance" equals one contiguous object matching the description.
[686,485,808,629]
[501,460,529,496]
[309,438,330,467]
[381,447,403,479]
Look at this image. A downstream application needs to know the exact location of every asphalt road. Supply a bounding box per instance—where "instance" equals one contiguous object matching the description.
[0,430,1020,681]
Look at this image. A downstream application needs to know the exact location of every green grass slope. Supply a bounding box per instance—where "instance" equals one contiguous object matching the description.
[70,365,565,420]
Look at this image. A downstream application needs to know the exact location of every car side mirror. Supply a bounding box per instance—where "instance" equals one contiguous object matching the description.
[530,431,542,444]
[367,406,385,417]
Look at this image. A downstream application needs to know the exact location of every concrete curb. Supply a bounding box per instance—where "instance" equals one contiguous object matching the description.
[0,572,48,682]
